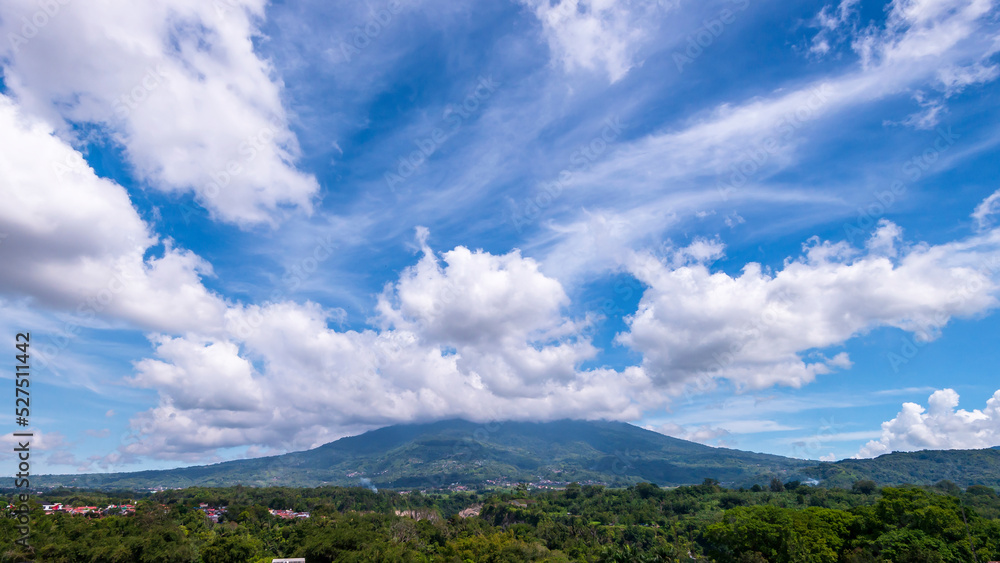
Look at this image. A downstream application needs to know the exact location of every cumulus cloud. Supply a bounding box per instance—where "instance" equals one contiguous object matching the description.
[0,0,318,226]
[377,243,575,348]
[618,220,1000,392]
[520,0,662,82]
[0,95,227,334]
[117,218,1000,461]
[857,388,1000,457]
[376,242,596,393]
[131,337,265,411]
[120,244,658,460]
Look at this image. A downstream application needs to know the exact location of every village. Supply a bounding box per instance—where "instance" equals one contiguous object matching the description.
[9,501,309,523]
[39,502,136,517]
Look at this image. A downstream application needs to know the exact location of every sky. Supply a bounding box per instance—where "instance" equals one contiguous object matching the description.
[1,0,999,475]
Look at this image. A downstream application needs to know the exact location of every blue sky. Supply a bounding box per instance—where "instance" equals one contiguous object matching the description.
[1,0,1000,474]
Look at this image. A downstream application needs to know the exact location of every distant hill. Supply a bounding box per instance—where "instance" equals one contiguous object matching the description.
[803,448,1000,488]
[36,419,812,490]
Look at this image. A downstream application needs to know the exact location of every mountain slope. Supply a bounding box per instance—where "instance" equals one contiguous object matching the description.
[36,419,811,490]
[803,448,1000,488]
[38,419,1000,491]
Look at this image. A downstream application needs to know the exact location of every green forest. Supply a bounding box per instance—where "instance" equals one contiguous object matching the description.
[4,479,1000,562]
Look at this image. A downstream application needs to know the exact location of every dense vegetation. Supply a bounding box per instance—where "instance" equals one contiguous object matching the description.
[5,479,1000,562]
[804,448,1000,488]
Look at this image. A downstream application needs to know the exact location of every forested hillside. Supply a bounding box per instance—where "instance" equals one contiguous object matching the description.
[803,448,1000,488]
[34,419,813,490]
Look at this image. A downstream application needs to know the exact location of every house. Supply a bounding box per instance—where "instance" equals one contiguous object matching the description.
[103,504,136,516]
[268,508,310,519]
[196,504,226,523]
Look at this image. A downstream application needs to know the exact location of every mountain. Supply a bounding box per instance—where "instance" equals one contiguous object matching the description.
[36,419,812,490]
[802,448,1000,488]
[36,420,1000,491]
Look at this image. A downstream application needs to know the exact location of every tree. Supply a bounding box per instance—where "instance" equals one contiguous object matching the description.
[634,482,661,499]
[853,480,878,495]
[965,485,996,497]
[769,478,785,493]
[934,480,962,496]
[565,482,582,499]
[200,534,264,563]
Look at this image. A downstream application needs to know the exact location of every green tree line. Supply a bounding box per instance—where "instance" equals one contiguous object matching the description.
[2,479,998,562]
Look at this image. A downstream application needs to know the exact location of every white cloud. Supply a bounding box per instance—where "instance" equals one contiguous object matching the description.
[651,418,800,448]
[618,221,1000,392]
[378,243,606,396]
[973,188,1000,231]
[937,61,1000,95]
[863,0,997,67]
[810,0,861,55]
[0,95,228,334]
[377,243,575,349]
[117,218,1000,461]
[120,244,660,460]
[520,0,660,82]
[131,337,265,411]
[669,237,726,266]
[898,91,946,130]
[529,0,999,277]
[0,429,74,467]
[0,0,318,226]
[857,388,1000,457]
[650,422,735,447]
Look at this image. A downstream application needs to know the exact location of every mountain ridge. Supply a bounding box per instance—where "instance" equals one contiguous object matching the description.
[34,419,1000,491]
[36,419,810,490]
